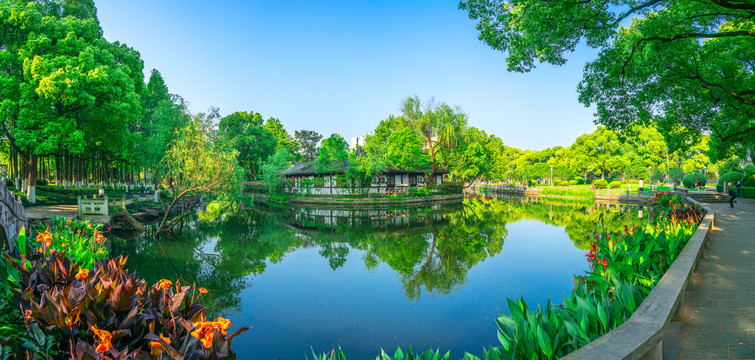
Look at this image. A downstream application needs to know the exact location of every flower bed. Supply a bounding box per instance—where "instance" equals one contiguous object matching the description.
[0,219,248,359]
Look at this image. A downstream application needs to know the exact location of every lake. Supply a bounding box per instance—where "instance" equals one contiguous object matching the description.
[109,195,650,359]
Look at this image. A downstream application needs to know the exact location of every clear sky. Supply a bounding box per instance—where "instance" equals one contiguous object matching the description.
[94,0,600,151]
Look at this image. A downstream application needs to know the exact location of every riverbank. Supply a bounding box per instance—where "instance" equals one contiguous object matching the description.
[253,193,464,207]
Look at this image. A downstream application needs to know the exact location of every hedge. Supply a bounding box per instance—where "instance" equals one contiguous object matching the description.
[593,179,608,189]
[682,172,707,188]
[718,171,744,185]
[608,181,622,189]
[36,185,98,197]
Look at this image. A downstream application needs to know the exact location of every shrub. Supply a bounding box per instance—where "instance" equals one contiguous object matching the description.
[682,172,707,188]
[569,180,577,186]
[35,179,48,186]
[539,187,595,199]
[3,227,250,360]
[593,179,608,189]
[608,181,622,189]
[574,177,585,185]
[439,182,463,194]
[742,174,755,187]
[718,171,744,185]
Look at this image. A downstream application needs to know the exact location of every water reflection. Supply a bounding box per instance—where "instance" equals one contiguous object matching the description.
[110,196,647,317]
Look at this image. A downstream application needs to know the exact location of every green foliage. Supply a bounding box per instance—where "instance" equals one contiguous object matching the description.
[438,182,463,195]
[682,172,707,188]
[569,180,577,186]
[460,0,755,161]
[316,134,350,174]
[608,181,622,189]
[592,179,608,189]
[259,148,294,194]
[574,177,584,185]
[718,171,745,185]
[539,188,594,199]
[384,129,430,171]
[741,187,755,199]
[5,249,249,360]
[295,130,323,162]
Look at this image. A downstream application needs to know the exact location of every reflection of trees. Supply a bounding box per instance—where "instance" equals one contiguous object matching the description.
[110,197,645,315]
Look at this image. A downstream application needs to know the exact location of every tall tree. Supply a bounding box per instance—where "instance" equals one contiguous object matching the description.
[294,130,322,162]
[0,1,143,201]
[218,111,276,180]
[460,0,755,164]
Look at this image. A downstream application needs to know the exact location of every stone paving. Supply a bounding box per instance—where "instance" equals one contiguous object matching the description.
[675,197,755,360]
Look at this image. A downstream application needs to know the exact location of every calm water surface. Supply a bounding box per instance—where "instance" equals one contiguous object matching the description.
[109,196,649,359]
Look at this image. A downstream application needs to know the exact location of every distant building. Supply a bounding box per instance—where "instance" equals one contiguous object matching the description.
[350,136,366,149]
[280,160,447,196]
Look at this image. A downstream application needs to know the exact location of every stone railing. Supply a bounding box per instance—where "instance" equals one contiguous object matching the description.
[561,196,714,360]
[0,181,27,244]
[77,195,109,216]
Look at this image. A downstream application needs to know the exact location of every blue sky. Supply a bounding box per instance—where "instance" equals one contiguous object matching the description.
[95,0,600,150]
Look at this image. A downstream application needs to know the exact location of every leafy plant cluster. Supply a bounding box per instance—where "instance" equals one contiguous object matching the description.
[538,188,594,199]
[649,192,705,226]
[35,186,99,197]
[682,173,707,188]
[591,180,608,189]
[0,220,249,359]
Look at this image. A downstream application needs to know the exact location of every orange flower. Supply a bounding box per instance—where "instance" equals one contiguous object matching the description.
[24,310,32,319]
[37,247,43,253]
[191,322,215,348]
[95,340,112,354]
[149,341,161,349]
[199,287,208,294]
[214,317,231,336]
[75,269,89,280]
[66,219,71,226]
[159,333,171,344]
[158,279,172,289]
[91,325,112,354]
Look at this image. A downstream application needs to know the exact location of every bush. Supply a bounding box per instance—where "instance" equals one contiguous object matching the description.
[35,179,48,186]
[569,180,577,186]
[574,177,585,185]
[682,172,707,188]
[539,187,595,199]
[439,182,463,194]
[36,185,98,197]
[608,181,622,189]
[3,222,250,359]
[742,174,755,187]
[741,186,755,199]
[593,179,608,189]
[718,171,744,185]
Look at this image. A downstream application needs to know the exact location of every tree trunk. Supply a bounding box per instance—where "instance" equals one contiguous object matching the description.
[26,154,37,203]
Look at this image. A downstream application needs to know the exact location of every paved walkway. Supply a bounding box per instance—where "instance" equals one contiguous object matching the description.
[24,204,77,220]
[674,197,755,359]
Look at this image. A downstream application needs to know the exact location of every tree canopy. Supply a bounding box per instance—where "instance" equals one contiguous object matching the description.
[460,0,755,163]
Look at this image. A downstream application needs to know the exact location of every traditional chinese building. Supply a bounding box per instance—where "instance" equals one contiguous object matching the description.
[281,161,448,195]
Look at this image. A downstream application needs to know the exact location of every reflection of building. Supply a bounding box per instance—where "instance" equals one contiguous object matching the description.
[281,161,447,195]
[285,205,452,231]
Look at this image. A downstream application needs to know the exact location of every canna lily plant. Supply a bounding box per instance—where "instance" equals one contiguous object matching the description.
[2,225,249,359]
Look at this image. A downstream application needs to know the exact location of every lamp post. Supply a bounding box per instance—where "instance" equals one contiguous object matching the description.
[550,167,553,186]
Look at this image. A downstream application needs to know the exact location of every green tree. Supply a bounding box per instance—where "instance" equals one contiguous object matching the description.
[460,0,755,164]
[218,111,276,180]
[0,1,143,202]
[315,133,349,173]
[156,119,242,234]
[294,130,322,162]
[259,147,294,194]
[383,128,429,171]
